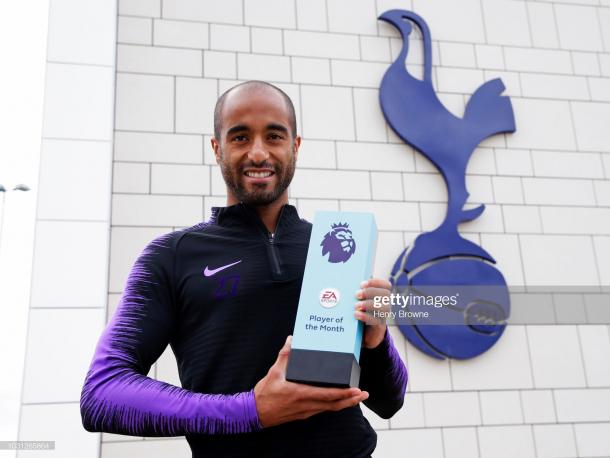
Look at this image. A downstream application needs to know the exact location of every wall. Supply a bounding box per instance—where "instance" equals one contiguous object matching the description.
[0,1,49,451]
[105,0,610,457]
[15,0,118,457]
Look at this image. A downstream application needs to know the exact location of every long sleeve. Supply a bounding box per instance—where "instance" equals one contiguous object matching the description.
[358,326,408,419]
[79,232,262,436]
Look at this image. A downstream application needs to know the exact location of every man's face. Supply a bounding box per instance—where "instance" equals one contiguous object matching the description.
[212,86,301,206]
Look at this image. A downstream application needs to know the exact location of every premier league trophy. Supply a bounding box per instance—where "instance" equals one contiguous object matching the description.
[286,211,377,388]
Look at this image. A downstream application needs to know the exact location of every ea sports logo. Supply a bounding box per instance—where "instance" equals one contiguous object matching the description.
[319,288,340,308]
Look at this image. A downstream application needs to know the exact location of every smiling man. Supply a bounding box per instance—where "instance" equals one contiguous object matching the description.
[80,80,408,458]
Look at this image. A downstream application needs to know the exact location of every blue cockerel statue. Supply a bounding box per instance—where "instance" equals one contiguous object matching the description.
[379,10,516,360]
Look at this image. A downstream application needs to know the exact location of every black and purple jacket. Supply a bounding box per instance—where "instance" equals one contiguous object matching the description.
[80,202,408,457]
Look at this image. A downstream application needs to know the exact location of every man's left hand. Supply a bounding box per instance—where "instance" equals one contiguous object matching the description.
[354,278,392,349]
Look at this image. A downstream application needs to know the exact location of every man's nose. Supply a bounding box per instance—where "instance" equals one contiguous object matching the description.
[248,137,269,163]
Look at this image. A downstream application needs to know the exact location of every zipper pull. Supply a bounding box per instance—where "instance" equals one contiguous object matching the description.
[269,232,275,243]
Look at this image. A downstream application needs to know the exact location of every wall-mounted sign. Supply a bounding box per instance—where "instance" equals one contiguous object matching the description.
[378,10,517,359]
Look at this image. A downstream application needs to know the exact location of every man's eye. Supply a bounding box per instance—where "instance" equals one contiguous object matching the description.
[233,135,248,142]
[268,133,283,140]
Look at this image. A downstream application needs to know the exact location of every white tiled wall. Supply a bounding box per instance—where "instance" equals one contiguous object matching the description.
[17,0,118,456]
[21,0,607,456]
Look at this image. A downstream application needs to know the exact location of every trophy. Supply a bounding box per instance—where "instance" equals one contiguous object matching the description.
[286,211,377,388]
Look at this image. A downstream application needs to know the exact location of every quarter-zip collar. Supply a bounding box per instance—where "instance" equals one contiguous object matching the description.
[210,202,303,281]
[211,201,301,237]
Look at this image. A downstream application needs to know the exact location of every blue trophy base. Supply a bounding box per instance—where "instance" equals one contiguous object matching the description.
[286,349,360,388]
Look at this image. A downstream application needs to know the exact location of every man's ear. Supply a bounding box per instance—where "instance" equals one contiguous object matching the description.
[293,135,302,162]
[211,137,221,164]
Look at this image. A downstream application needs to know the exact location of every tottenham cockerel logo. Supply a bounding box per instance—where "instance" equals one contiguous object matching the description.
[320,223,356,263]
[378,9,516,360]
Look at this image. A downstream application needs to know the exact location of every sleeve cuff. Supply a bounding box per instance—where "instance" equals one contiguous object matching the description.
[245,388,263,431]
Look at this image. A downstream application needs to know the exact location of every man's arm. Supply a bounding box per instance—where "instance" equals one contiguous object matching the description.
[79,232,262,436]
[360,327,408,418]
[354,278,408,419]
[358,326,408,419]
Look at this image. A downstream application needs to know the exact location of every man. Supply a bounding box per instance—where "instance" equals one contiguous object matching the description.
[80,80,408,457]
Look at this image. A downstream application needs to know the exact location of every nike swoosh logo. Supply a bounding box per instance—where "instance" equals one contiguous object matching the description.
[203,260,242,277]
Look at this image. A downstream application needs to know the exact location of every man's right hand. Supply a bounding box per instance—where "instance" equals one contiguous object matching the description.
[253,335,369,428]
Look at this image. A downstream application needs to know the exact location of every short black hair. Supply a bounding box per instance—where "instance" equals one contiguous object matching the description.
[213,80,297,141]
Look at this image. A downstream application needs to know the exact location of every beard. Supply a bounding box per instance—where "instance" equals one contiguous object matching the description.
[218,147,297,206]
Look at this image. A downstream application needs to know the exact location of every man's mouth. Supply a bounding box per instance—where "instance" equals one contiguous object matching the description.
[243,169,275,179]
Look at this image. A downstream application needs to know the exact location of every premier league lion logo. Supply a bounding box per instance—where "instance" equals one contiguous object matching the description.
[320,222,356,263]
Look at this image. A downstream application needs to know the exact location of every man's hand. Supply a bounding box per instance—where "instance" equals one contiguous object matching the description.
[354,278,392,349]
[253,335,369,428]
